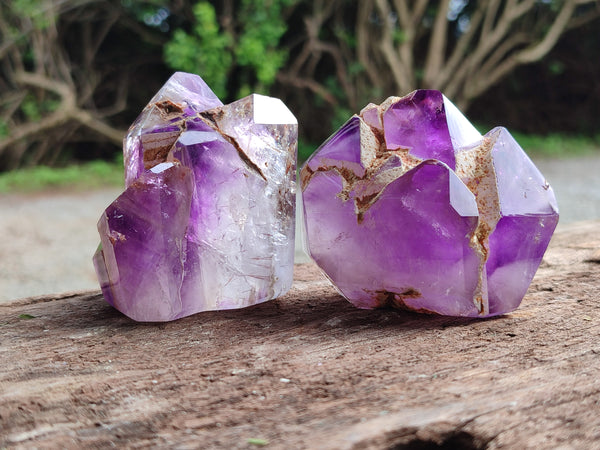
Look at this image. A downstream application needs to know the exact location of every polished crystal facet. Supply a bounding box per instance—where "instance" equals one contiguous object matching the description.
[301,90,558,317]
[94,72,297,321]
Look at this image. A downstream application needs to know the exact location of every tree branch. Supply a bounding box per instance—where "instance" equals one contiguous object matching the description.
[482,0,502,37]
[357,0,384,89]
[423,0,450,87]
[0,71,125,154]
[435,3,485,95]
[516,0,577,63]
[277,73,338,106]
[375,0,413,93]
[479,32,529,80]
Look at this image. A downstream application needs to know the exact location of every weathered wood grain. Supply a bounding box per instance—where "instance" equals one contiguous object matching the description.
[1,221,599,449]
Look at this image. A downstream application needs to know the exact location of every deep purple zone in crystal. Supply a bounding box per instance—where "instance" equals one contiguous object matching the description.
[383,90,455,169]
[301,89,559,317]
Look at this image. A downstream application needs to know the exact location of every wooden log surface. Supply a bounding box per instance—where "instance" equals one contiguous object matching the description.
[1,221,600,449]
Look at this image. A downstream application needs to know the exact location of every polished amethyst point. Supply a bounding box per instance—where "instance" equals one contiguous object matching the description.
[94,72,297,321]
[301,90,559,317]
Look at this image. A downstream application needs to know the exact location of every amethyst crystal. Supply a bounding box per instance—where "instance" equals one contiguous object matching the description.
[301,90,558,317]
[94,72,297,321]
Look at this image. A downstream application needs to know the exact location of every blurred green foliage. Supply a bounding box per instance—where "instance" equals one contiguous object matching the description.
[0,160,123,193]
[0,121,8,138]
[19,94,60,122]
[511,132,600,158]
[164,0,297,99]
[165,3,232,98]
[298,140,316,162]
[12,0,56,29]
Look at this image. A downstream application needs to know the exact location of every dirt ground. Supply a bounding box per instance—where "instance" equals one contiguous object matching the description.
[0,188,121,302]
[0,155,598,302]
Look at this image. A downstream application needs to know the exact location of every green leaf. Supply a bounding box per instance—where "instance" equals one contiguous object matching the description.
[0,120,9,138]
[20,94,42,122]
[247,438,269,446]
[164,2,232,98]
[393,29,406,45]
[165,0,297,99]
[13,0,56,29]
[18,314,35,320]
[548,60,565,76]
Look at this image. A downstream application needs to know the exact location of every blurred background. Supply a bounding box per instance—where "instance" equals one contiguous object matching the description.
[1,0,599,300]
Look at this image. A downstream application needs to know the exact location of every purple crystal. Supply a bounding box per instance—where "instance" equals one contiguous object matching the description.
[301,90,558,317]
[94,72,297,322]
